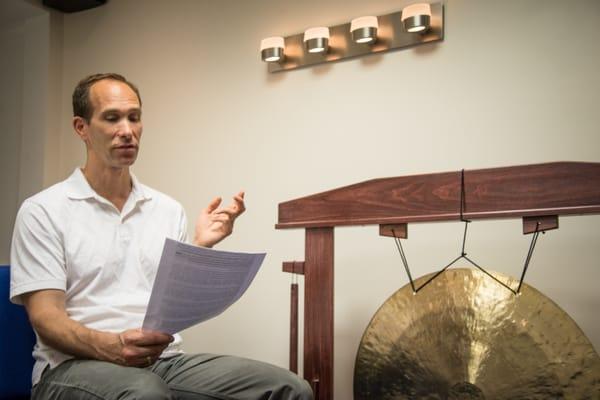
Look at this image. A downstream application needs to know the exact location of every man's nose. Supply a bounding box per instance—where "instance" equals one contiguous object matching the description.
[117,121,134,140]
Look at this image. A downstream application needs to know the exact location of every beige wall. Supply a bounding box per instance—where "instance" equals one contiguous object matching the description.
[0,2,62,264]
[0,22,24,264]
[6,0,600,397]
[19,12,63,202]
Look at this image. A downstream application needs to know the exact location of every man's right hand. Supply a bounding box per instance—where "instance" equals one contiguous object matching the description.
[112,328,174,367]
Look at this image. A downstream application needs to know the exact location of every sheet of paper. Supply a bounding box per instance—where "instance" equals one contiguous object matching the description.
[142,238,265,334]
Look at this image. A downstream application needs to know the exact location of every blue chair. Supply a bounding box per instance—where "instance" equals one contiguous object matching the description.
[0,265,36,400]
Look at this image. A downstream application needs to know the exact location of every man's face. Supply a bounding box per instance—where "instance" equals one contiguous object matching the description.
[75,79,142,169]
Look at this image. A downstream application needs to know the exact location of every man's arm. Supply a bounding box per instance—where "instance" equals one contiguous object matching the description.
[22,289,173,367]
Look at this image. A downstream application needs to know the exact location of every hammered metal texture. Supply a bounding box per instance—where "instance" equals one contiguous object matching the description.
[354,268,600,399]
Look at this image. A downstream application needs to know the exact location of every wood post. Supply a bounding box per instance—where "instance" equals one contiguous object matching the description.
[304,227,334,400]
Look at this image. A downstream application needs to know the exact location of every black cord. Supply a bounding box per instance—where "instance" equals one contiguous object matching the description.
[463,255,517,294]
[460,168,471,256]
[460,169,470,223]
[516,223,542,293]
[461,220,469,256]
[392,230,416,293]
[390,168,547,296]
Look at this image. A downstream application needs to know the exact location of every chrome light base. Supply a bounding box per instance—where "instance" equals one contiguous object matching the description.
[403,15,431,33]
[352,27,378,44]
[261,47,284,62]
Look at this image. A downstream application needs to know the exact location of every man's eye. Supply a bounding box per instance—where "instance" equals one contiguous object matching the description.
[105,115,119,122]
[129,115,141,122]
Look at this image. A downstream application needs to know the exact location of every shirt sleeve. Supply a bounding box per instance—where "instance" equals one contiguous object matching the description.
[177,205,189,243]
[10,200,66,305]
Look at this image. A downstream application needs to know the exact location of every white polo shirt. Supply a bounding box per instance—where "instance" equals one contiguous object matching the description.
[10,168,187,385]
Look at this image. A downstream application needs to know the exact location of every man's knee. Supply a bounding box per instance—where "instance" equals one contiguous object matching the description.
[222,356,314,399]
[254,362,313,400]
[280,373,313,400]
[158,354,312,400]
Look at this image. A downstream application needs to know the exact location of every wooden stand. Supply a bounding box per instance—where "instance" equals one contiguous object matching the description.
[276,162,600,400]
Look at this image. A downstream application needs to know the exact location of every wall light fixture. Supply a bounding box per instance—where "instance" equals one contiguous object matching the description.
[260,36,285,62]
[350,16,378,44]
[304,27,330,54]
[401,3,431,33]
[259,2,444,72]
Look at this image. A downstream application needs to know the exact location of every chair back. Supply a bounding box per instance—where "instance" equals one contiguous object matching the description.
[0,265,36,400]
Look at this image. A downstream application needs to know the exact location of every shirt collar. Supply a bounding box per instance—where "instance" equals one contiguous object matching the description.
[66,168,152,202]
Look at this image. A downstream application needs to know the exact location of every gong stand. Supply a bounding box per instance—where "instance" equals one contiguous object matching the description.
[276,162,600,400]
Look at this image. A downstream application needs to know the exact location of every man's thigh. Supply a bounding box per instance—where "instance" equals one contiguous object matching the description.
[153,354,312,400]
[32,359,173,400]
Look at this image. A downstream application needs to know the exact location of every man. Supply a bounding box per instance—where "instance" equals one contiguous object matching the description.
[10,73,312,400]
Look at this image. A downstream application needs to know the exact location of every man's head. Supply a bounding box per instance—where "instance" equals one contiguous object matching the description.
[72,73,143,170]
[73,73,142,122]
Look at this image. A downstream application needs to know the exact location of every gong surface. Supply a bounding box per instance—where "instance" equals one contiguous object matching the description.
[354,268,600,399]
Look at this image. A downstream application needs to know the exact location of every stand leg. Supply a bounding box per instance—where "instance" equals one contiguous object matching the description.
[304,227,334,400]
[290,282,298,373]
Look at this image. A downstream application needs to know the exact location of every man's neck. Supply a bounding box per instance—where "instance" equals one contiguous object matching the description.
[81,161,132,212]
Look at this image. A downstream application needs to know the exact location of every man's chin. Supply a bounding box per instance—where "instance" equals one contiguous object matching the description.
[113,156,138,168]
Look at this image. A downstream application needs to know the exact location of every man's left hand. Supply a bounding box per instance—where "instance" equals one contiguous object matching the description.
[194,191,245,248]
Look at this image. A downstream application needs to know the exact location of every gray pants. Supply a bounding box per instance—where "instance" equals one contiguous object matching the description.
[31,354,313,400]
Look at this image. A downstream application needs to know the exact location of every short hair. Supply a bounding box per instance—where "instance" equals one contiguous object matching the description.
[72,73,142,121]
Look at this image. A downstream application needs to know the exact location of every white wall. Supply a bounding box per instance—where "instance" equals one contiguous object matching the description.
[19,11,63,203]
[0,2,62,264]
[16,0,600,397]
[0,22,24,264]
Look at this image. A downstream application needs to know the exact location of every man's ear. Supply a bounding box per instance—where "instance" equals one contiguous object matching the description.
[73,116,89,142]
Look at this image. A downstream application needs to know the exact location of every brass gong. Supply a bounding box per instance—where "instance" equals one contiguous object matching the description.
[354,268,600,399]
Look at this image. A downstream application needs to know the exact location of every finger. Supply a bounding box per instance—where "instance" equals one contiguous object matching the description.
[203,197,222,214]
[211,192,245,215]
[122,340,169,356]
[142,333,173,346]
[131,355,154,368]
[139,343,170,357]
[121,342,170,366]
[233,191,246,213]
[124,343,168,357]
[138,357,155,368]
[120,329,145,345]
[209,214,231,224]
[125,356,146,368]
[128,330,173,346]
[219,194,245,217]
[212,209,236,219]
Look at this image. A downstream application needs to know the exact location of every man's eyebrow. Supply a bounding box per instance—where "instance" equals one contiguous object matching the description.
[100,107,142,115]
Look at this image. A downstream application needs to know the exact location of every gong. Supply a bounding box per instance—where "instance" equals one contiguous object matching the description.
[354,268,600,399]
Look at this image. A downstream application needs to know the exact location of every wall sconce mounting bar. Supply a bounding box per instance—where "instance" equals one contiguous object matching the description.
[268,3,443,73]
